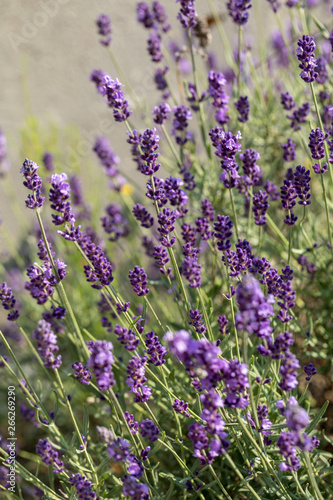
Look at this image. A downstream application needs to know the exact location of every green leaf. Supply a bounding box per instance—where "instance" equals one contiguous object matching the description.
[306,400,329,434]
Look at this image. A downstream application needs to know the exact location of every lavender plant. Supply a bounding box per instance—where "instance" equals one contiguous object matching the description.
[0,1,333,499]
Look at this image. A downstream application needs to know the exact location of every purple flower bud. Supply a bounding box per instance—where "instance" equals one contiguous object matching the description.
[20,158,45,209]
[0,283,19,321]
[96,14,111,46]
[297,35,318,83]
[235,95,250,123]
[227,0,252,25]
[129,266,150,296]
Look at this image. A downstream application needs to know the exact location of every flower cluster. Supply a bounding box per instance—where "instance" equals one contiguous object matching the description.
[87,340,115,391]
[96,13,111,46]
[36,439,63,473]
[91,72,132,122]
[227,0,252,25]
[101,204,130,241]
[0,282,19,321]
[277,397,319,471]
[296,35,318,83]
[126,355,152,403]
[69,473,99,499]
[20,158,45,209]
[33,320,62,369]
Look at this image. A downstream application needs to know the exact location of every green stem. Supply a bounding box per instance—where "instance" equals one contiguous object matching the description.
[36,210,89,358]
[319,172,333,252]
[187,30,212,161]
[310,81,333,186]
[229,184,239,241]
[237,25,242,99]
[196,288,214,342]
[54,369,99,486]
[303,452,324,500]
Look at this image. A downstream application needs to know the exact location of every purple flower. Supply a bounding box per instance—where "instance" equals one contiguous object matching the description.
[140,128,161,175]
[308,128,325,160]
[101,204,130,241]
[165,330,224,390]
[214,215,233,252]
[218,315,229,336]
[36,439,63,473]
[147,31,163,62]
[114,325,139,351]
[137,2,154,28]
[236,275,274,340]
[93,136,120,180]
[227,0,252,25]
[287,102,310,131]
[128,266,149,296]
[69,473,98,499]
[122,475,149,500]
[140,419,159,442]
[239,149,262,186]
[126,356,151,403]
[312,162,328,175]
[252,190,269,226]
[157,207,180,246]
[182,255,202,288]
[172,398,190,417]
[280,178,298,224]
[294,165,311,205]
[87,340,115,391]
[145,331,167,366]
[93,73,132,122]
[133,204,154,228]
[152,103,171,124]
[279,351,300,391]
[176,0,197,29]
[304,363,316,381]
[20,158,45,209]
[201,198,215,222]
[221,359,250,409]
[78,231,114,288]
[172,105,192,145]
[235,95,250,123]
[195,217,212,240]
[210,128,241,172]
[49,173,74,226]
[315,56,328,84]
[282,138,296,162]
[124,412,139,434]
[189,309,207,335]
[0,283,19,321]
[281,92,295,111]
[297,35,318,83]
[152,245,170,273]
[72,362,92,385]
[42,151,54,172]
[96,13,111,46]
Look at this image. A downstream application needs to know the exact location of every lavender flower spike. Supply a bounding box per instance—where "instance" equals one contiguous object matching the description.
[20,158,45,209]
[296,35,318,83]
[96,14,111,46]
[129,266,150,296]
[0,283,19,321]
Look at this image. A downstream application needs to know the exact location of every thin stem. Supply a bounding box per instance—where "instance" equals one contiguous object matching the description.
[303,451,324,500]
[36,210,89,358]
[196,288,214,342]
[310,81,333,186]
[319,172,333,252]
[237,25,242,99]
[54,369,99,486]
[229,186,239,241]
